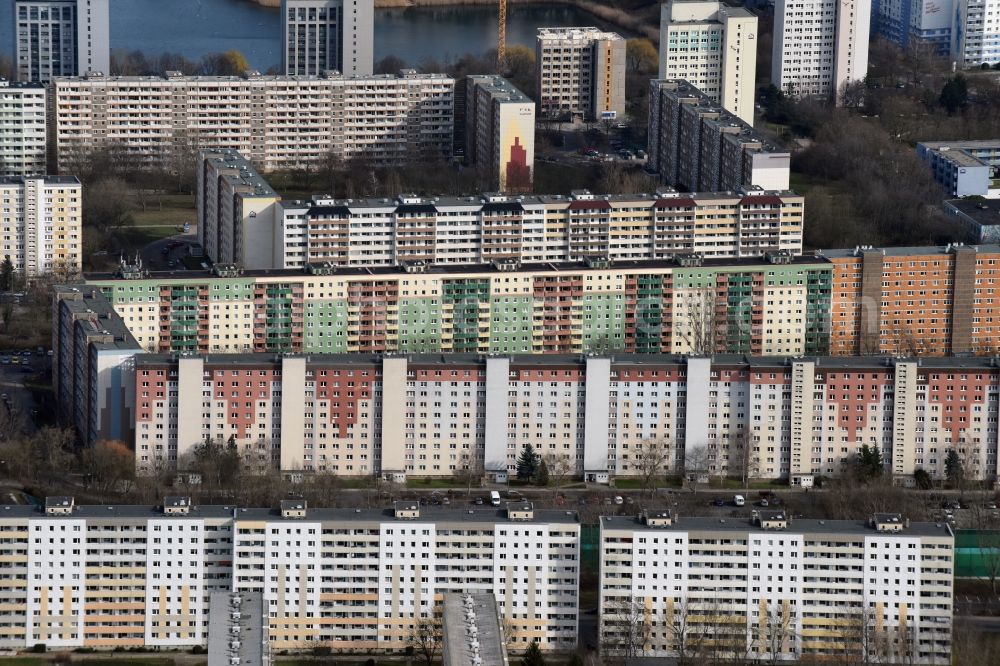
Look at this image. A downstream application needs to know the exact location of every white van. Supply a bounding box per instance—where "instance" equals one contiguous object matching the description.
[490,491,501,506]
[734,494,746,507]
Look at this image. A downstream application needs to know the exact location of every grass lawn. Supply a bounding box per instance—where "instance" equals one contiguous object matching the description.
[406,477,460,489]
[130,193,196,228]
[0,659,46,665]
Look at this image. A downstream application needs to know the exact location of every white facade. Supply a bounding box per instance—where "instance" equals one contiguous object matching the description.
[600,513,953,664]
[0,176,81,276]
[772,0,872,100]
[51,71,455,172]
[0,82,46,177]
[659,0,758,124]
[952,0,1000,68]
[281,0,374,76]
[14,0,109,83]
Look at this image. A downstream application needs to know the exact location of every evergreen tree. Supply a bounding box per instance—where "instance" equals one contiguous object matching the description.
[855,444,883,482]
[0,256,12,292]
[535,458,550,487]
[516,444,539,481]
[939,75,969,113]
[520,641,546,666]
[945,449,965,489]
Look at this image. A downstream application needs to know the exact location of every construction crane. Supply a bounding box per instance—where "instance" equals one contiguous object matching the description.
[497,0,507,72]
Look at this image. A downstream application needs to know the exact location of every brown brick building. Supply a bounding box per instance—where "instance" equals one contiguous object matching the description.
[822,244,1000,356]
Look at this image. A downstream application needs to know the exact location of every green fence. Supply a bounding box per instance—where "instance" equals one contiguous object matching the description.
[955,529,1000,578]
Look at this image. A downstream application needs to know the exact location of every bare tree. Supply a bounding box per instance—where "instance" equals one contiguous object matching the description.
[455,454,484,497]
[728,431,759,494]
[754,602,797,665]
[682,444,710,489]
[406,612,442,666]
[632,438,672,496]
[543,453,576,489]
[676,288,717,355]
[601,595,650,658]
[661,598,694,664]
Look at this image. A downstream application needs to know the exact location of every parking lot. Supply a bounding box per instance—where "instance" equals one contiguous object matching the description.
[0,348,48,436]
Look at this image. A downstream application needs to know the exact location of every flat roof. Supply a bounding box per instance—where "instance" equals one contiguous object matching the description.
[468,75,532,104]
[55,286,142,350]
[443,593,509,666]
[537,26,624,41]
[133,352,1000,372]
[818,243,1000,258]
[0,503,580,524]
[946,199,1000,225]
[0,175,80,186]
[83,254,825,282]
[601,515,953,538]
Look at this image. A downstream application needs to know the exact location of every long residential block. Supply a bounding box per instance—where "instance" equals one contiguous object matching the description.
[600,511,952,664]
[82,253,827,357]
[821,243,1000,356]
[648,79,790,192]
[196,152,804,269]
[0,498,579,653]
[49,70,455,172]
[0,175,81,276]
[128,353,1000,487]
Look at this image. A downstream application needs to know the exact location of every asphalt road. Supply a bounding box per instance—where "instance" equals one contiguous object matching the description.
[140,230,201,271]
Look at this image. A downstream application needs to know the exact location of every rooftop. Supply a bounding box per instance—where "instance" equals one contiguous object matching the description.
[83,253,822,282]
[536,26,624,41]
[58,70,453,84]
[601,514,953,538]
[468,75,532,104]
[0,175,80,186]
[54,285,142,351]
[442,593,509,666]
[131,352,1000,372]
[818,243,1000,258]
[0,502,580,524]
[945,199,1000,226]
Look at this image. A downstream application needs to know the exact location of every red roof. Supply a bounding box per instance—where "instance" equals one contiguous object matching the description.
[654,198,697,208]
[567,199,612,211]
[740,195,784,206]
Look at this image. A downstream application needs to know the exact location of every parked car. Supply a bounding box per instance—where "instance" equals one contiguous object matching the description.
[474,496,484,505]
[614,495,624,505]
[713,498,725,507]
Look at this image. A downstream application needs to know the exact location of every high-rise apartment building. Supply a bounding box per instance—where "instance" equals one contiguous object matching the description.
[281,0,374,76]
[0,175,81,276]
[872,0,953,53]
[772,0,872,100]
[0,498,580,653]
[465,76,535,193]
[196,151,283,269]
[952,0,1000,68]
[13,0,109,83]
[51,285,143,447]
[648,80,790,192]
[50,70,455,172]
[600,511,953,664]
[535,27,626,121]
[658,0,758,124]
[0,81,46,176]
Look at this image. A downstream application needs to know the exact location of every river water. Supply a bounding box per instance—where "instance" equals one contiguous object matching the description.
[0,0,620,73]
